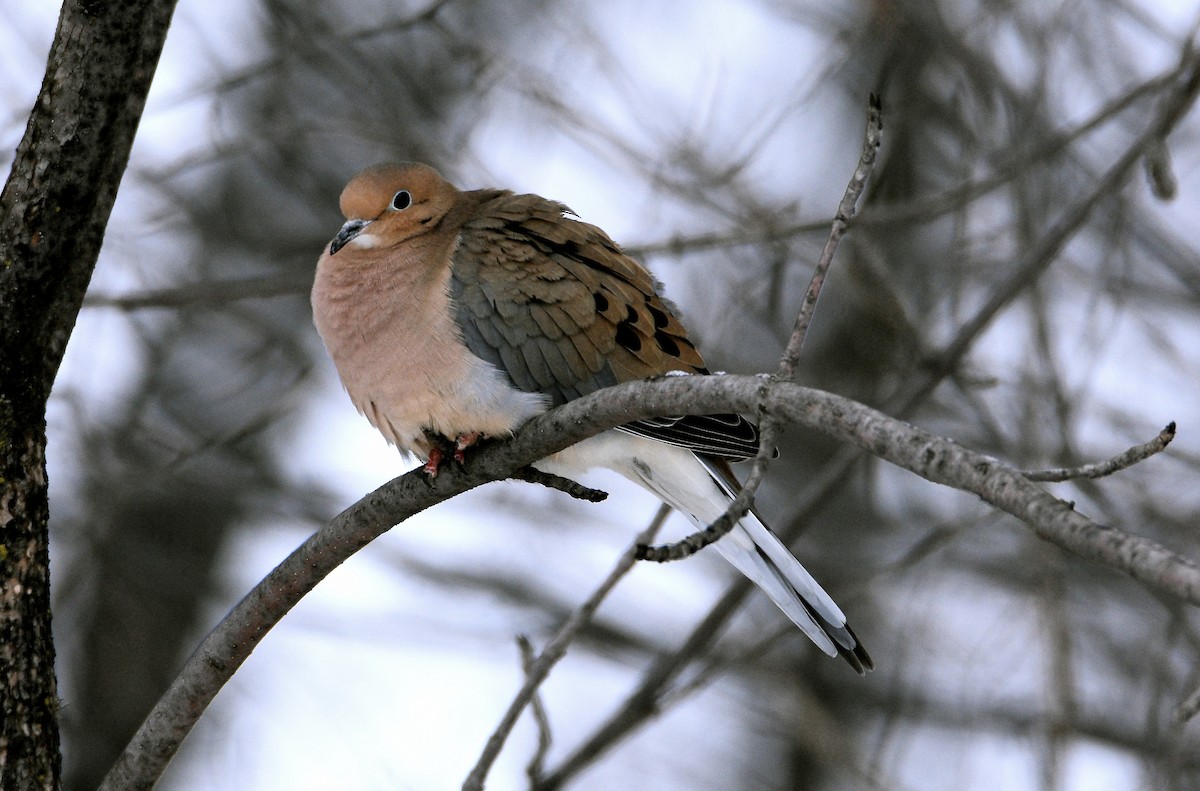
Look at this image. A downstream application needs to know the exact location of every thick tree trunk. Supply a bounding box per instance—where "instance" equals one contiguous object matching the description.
[0,2,178,788]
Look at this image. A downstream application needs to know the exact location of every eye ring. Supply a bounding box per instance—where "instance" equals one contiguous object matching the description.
[390,190,412,211]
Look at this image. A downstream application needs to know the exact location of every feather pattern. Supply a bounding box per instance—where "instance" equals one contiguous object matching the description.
[449,189,759,459]
[312,162,870,672]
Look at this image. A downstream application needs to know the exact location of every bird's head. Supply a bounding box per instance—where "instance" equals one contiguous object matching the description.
[328,162,459,255]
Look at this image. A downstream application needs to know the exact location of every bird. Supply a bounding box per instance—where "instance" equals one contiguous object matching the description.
[311,162,872,673]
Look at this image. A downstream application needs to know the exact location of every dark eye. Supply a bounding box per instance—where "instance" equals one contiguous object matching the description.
[391,190,412,211]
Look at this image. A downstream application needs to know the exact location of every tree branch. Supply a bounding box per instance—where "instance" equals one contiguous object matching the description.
[82,273,311,311]
[777,92,883,382]
[0,2,179,788]
[461,509,666,791]
[101,373,1194,790]
[1022,422,1176,482]
[516,636,553,787]
[511,466,608,502]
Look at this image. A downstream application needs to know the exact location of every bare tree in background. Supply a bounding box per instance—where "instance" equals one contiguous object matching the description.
[6,0,1200,789]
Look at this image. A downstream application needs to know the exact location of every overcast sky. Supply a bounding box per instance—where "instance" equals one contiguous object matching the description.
[6,2,1200,790]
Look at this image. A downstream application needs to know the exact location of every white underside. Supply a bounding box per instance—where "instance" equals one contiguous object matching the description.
[536,431,846,655]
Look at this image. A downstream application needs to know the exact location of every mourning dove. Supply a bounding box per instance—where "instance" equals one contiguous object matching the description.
[312,162,872,673]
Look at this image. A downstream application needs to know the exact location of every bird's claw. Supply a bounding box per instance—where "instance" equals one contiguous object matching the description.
[422,432,485,478]
[422,447,446,479]
[453,432,482,466]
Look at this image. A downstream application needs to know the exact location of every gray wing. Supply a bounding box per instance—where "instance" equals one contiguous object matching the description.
[449,189,760,460]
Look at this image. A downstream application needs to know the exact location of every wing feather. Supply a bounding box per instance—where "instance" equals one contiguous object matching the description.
[449,188,760,459]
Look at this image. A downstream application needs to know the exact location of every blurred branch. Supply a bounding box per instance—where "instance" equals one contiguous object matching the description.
[906,43,1200,407]
[78,53,1199,310]
[538,576,759,790]
[372,544,658,655]
[846,687,1194,764]
[150,0,457,113]
[1175,684,1200,723]
[624,54,1187,259]
[462,509,666,791]
[101,372,1200,789]
[516,635,553,787]
[1143,136,1178,200]
[1022,422,1176,482]
[83,273,311,310]
[638,93,882,563]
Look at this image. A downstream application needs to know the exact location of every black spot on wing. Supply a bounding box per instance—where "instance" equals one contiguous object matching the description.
[614,321,642,353]
[655,331,681,357]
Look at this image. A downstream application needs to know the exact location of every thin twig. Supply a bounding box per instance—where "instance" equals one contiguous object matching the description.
[461,508,667,791]
[1174,684,1200,723]
[636,93,883,562]
[516,635,553,786]
[637,392,778,562]
[1022,422,1176,482]
[778,92,883,382]
[513,466,608,502]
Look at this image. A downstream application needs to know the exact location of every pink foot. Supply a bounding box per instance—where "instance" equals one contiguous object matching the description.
[423,447,446,477]
[453,432,483,465]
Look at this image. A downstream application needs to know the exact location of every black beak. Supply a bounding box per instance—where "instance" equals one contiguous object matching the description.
[329,219,369,255]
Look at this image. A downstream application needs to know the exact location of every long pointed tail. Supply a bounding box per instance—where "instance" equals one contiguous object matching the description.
[709,503,873,674]
[538,431,872,672]
[697,455,872,673]
[623,444,872,673]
